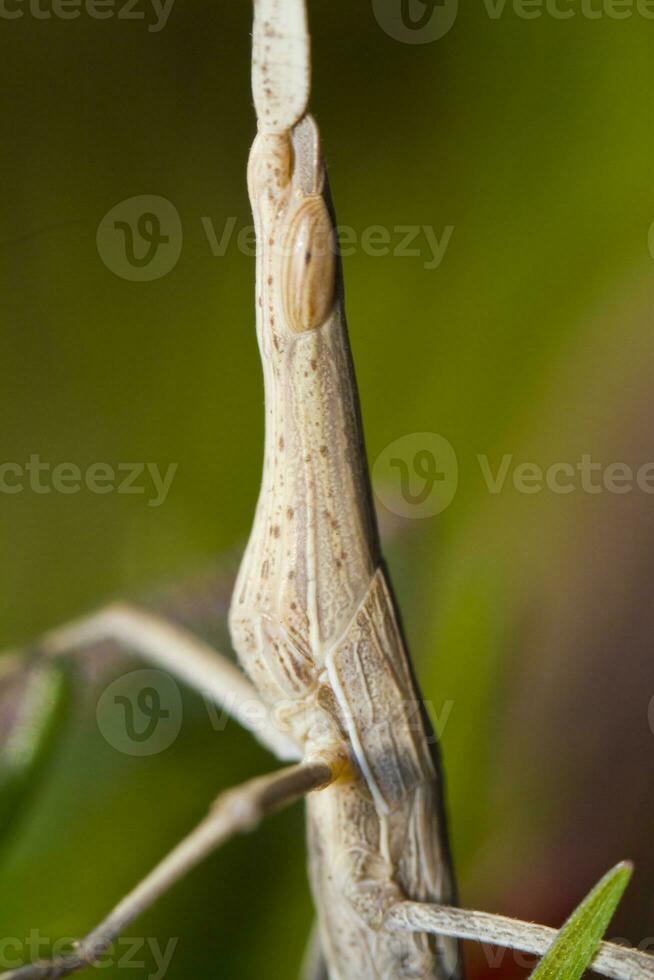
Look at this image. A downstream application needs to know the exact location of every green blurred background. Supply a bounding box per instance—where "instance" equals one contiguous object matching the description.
[1,0,654,976]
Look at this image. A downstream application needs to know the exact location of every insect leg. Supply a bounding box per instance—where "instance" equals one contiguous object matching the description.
[1,602,298,761]
[0,762,333,980]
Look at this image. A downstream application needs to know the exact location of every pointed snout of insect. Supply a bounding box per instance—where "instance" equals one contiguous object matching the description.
[252,0,310,134]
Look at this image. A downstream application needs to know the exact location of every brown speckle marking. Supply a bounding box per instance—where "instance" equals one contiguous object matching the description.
[287,507,294,519]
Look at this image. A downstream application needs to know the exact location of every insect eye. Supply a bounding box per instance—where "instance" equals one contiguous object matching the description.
[282,196,336,334]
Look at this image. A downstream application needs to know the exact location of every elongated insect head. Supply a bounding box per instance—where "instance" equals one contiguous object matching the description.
[248,115,338,352]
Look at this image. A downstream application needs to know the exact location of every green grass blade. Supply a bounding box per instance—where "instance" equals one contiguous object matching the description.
[529,862,633,980]
[0,662,70,842]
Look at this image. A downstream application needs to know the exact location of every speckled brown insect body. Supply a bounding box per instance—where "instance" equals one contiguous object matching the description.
[228,22,461,971]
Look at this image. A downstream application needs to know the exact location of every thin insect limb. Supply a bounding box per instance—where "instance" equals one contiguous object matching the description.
[385,903,654,980]
[0,761,334,980]
[299,923,329,980]
[1,602,299,762]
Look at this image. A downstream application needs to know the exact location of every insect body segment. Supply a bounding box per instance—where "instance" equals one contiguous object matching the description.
[232,114,380,722]
[229,7,461,976]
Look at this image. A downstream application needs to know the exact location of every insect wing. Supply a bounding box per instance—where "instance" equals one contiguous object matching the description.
[326,570,436,816]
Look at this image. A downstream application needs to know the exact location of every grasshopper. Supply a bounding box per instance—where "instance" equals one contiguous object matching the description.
[3,5,654,980]
[228,2,461,977]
